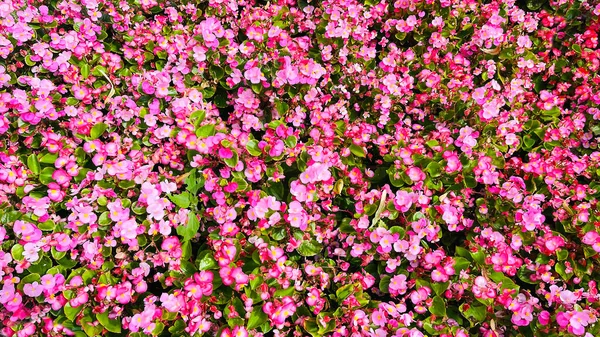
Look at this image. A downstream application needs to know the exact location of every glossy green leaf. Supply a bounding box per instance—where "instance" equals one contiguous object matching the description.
[297,240,323,257]
[349,144,366,158]
[97,311,122,333]
[429,296,446,317]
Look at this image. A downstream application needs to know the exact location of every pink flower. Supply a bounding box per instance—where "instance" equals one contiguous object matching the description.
[160,292,183,312]
[371,310,387,326]
[394,190,415,212]
[407,167,425,182]
[244,67,266,84]
[40,274,56,290]
[570,311,591,334]
[300,163,331,184]
[76,205,97,224]
[120,218,138,240]
[218,147,233,159]
[538,310,550,325]
[4,292,22,312]
[443,151,462,173]
[0,283,15,304]
[306,288,321,306]
[268,246,284,261]
[232,326,248,337]
[389,274,408,295]
[231,267,249,286]
[431,269,449,282]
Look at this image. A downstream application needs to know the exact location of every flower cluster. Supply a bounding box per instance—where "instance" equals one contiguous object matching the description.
[1,0,600,336]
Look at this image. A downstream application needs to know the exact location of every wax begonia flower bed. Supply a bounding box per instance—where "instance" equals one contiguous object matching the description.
[1,0,600,336]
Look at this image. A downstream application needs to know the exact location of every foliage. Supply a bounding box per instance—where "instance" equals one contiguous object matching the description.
[1,0,600,336]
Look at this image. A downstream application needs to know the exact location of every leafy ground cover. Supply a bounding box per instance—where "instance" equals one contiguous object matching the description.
[1,0,600,336]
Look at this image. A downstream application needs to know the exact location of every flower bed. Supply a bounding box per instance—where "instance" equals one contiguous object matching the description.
[1,0,600,336]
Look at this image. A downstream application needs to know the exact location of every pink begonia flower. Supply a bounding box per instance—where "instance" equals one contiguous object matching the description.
[244,67,266,84]
[300,163,331,184]
[40,274,56,291]
[0,283,15,304]
[394,190,415,212]
[538,310,551,325]
[47,182,65,202]
[76,205,97,224]
[389,274,408,295]
[117,218,137,240]
[306,288,321,307]
[160,293,183,313]
[232,327,248,337]
[218,147,233,159]
[443,151,462,173]
[23,243,40,262]
[371,310,387,327]
[4,293,22,312]
[22,196,51,217]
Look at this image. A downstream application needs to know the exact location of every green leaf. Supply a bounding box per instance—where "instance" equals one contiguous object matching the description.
[81,63,90,79]
[214,92,228,108]
[426,139,439,148]
[177,211,200,242]
[389,226,406,239]
[470,249,485,265]
[182,241,192,260]
[97,311,122,333]
[90,123,108,140]
[39,167,55,185]
[202,87,216,99]
[180,260,196,276]
[223,151,239,168]
[284,135,297,148]
[11,244,24,261]
[82,316,104,337]
[196,124,216,138]
[297,240,323,257]
[460,303,487,322]
[40,153,58,164]
[25,55,36,66]
[304,319,319,337]
[248,309,268,330]
[555,262,573,281]
[251,83,262,94]
[275,100,289,115]
[19,273,40,291]
[27,154,40,175]
[379,275,391,293]
[557,249,568,261]
[246,140,262,156]
[349,144,366,158]
[168,320,186,334]
[453,257,471,274]
[51,247,66,261]
[335,283,356,300]
[429,296,446,317]
[29,256,53,274]
[153,322,165,335]
[317,312,336,334]
[274,286,295,298]
[190,110,206,127]
[39,220,55,231]
[426,161,442,177]
[432,282,449,296]
[168,192,191,209]
[64,302,83,321]
[232,177,249,192]
[209,65,225,80]
[196,250,217,270]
